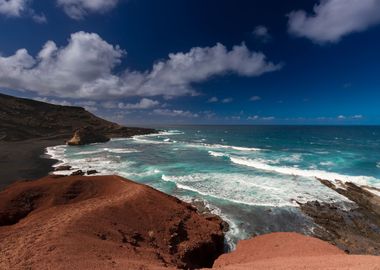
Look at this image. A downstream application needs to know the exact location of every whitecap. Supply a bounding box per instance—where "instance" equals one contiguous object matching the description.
[229,156,377,186]
[162,172,349,207]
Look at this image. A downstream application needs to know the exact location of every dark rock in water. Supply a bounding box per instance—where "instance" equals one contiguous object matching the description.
[55,165,72,171]
[86,170,98,175]
[71,170,85,176]
[299,178,380,255]
[67,126,110,146]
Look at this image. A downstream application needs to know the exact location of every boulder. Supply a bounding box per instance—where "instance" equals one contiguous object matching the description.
[55,165,72,171]
[67,126,110,146]
[86,170,98,175]
[71,170,85,176]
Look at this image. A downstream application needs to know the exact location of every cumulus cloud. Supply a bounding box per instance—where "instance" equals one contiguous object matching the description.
[288,0,380,43]
[153,109,199,118]
[0,0,27,17]
[57,0,119,20]
[102,98,159,110]
[0,32,281,100]
[253,25,271,42]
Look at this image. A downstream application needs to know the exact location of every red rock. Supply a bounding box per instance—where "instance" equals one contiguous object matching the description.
[210,232,380,270]
[0,175,224,269]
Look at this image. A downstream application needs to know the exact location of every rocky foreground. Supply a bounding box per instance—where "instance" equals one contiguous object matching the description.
[1,175,380,270]
[0,175,225,269]
[299,178,380,255]
[210,232,380,270]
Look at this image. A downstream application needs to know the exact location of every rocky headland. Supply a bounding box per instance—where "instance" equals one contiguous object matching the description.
[0,93,156,186]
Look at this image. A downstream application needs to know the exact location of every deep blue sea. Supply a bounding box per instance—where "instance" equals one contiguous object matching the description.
[46,125,380,248]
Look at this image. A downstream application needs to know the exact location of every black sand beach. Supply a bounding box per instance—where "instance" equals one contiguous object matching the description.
[0,138,62,189]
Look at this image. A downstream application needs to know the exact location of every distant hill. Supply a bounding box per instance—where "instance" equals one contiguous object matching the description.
[0,93,155,141]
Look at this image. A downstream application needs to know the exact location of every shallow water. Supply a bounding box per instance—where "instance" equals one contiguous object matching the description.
[46,125,380,248]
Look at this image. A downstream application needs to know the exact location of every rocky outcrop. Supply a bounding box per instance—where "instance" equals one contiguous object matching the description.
[299,179,380,255]
[67,126,110,146]
[210,232,380,270]
[0,175,225,270]
[0,93,156,142]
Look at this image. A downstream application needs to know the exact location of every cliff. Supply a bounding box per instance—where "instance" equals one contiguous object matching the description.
[0,93,155,141]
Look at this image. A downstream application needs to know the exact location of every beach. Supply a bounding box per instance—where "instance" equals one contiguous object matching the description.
[0,138,63,189]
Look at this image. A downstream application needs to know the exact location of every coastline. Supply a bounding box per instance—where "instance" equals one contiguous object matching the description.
[1,136,380,268]
[0,138,64,189]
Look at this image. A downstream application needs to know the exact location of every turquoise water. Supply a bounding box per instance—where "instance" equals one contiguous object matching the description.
[47,125,380,247]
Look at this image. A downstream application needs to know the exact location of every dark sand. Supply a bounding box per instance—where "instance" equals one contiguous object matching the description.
[0,138,63,189]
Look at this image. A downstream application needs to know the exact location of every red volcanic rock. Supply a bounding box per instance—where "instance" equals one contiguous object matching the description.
[0,175,224,270]
[211,232,380,270]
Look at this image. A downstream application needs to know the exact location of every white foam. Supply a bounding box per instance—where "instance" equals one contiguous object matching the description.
[162,172,349,207]
[210,144,261,152]
[73,148,140,155]
[208,151,228,158]
[187,142,262,152]
[320,161,335,167]
[229,156,377,186]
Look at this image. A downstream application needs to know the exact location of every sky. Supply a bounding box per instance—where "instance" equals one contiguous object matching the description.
[0,0,380,125]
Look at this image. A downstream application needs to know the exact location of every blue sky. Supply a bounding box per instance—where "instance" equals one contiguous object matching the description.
[0,0,380,125]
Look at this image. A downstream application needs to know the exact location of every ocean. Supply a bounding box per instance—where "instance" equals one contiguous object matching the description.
[46,125,380,248]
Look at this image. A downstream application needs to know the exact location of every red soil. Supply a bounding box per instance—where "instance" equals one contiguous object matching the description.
[211,232,380,270]
[0,175,224,270]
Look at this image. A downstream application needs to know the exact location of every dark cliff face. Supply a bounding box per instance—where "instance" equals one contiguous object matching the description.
[0,93,155,141]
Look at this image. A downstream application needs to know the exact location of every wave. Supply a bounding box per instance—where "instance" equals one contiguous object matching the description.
[161,172,349,207]
[229,156,376,186]
[187,142,262,152]
[207,143,261,152]
[132,137,171,144]
[208,151,228,158]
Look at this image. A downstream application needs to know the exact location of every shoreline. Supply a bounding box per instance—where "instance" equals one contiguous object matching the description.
[0,138,64,190]
[2,134,380,258]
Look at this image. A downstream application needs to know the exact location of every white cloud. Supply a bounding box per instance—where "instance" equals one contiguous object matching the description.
[253,25,271,42]
[57,0,119,20]
[0,0,27,17]
[221,97,233,103]
[250,95,261,101]
[102,98,159,110]
[247,115,259,120]
[0,32,281,100]
[208,96,218,103]
[31,12,47,23]
[338,114,363,120]
[288,0,380,44]
[153,109,199,118]
[247,115,275,121]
